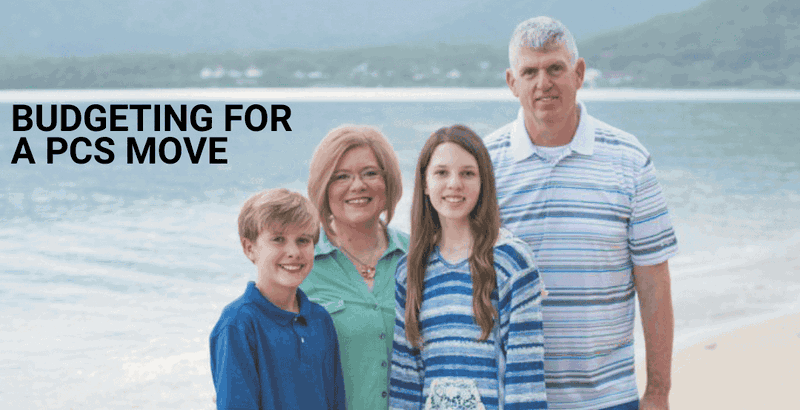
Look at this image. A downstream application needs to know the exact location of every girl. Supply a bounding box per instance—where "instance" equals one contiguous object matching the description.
[390,125,547,410]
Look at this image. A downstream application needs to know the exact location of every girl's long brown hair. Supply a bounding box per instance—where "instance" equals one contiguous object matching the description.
[405,125,501,349]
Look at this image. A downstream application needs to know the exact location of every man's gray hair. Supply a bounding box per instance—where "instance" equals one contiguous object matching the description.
[509,16,579,73]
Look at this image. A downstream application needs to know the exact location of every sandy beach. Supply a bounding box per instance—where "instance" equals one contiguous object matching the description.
[636,312,800,408]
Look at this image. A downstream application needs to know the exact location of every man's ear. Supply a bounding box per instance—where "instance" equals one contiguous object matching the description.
[574,58,586,90]
[506,68,519,98]
[241,237,255,263]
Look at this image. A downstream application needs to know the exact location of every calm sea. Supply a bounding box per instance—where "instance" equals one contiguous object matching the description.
[2,89,799,409]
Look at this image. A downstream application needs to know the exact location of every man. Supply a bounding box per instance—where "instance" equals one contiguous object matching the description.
[485,16,678,410]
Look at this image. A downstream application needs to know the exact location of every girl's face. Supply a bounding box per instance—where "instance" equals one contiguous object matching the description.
[425,142,481,226]
[327,145,387,227]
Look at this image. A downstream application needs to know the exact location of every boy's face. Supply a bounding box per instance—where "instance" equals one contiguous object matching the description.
[242,224,315,293]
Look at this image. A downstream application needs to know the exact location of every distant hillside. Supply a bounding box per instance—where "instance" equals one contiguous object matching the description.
[2,0,704,57]
[580,0,800,88]
[2,0,797,89]
[0,45,510,89]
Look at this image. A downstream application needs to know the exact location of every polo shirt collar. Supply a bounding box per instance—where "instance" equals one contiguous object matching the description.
[509,101,594,162]
[571,102,594,156]
[315,228,338,256]
[244,281,311,325]
[315,225,405,258]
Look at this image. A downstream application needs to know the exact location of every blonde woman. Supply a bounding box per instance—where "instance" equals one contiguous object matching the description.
[301,125,408,410]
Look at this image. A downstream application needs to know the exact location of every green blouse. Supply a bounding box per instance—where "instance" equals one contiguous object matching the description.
[300,227,409,410]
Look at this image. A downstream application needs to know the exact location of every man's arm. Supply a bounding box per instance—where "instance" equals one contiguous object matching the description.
[632,260,674,410]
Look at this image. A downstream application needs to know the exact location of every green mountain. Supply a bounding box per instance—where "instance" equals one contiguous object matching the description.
[580,0,800,88]
[1,0,797,89]
[2,0,704,57]
[0,45,509,89]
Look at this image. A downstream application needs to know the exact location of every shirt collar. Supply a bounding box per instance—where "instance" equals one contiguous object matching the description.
[315,225,406,259]
[509,101,594,162]
[244,281,311,326]
[315,228,338,256]
[571,102,594,156]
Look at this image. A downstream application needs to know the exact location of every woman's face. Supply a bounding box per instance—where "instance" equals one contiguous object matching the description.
[425,142,481,226]
[327,145,387,227]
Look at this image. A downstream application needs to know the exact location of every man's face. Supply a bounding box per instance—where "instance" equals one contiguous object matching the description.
[506,44,585,128]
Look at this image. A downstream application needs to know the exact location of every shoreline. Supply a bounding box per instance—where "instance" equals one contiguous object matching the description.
[636,311,800,407]
[2,87,800,102]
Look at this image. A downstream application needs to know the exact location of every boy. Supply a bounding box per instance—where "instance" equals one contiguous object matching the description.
[210,188,346,410]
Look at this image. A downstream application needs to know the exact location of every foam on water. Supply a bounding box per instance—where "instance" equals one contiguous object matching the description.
[4,87,800,102]
[1,202,247,409]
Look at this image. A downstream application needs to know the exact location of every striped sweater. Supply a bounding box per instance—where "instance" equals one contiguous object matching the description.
[390,229,547,410]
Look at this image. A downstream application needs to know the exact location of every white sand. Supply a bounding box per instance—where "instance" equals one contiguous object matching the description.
[636,312,800,408]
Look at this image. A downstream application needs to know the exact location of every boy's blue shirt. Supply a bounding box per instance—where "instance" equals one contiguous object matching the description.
[210,281,346,410]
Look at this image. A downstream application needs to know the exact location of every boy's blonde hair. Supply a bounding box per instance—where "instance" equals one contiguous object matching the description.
[238,188,320,244]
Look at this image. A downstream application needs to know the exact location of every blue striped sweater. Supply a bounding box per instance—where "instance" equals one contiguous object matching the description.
[390,229,548,410]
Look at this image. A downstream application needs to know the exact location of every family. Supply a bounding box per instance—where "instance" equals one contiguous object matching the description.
[209,16,678,410]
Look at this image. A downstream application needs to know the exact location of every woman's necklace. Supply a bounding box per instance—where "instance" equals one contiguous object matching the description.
[331,221,387,281]
[339,245,380,279]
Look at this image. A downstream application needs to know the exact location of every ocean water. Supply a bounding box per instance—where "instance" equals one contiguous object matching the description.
[1,89,799,409]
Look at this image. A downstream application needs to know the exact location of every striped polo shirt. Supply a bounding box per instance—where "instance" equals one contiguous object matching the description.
[485,103,678,410]
[390,229,548,410]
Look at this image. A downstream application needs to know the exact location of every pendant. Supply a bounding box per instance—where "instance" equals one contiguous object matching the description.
[361,267,376,279]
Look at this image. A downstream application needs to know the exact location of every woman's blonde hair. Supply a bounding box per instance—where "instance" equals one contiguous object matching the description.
[308,125,403,236]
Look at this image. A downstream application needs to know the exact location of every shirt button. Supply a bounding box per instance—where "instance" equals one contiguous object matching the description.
[300,337,305,343]
[373,303,379,310]
[381,391,387,398]
[381,361,388,368]
[379,333,386,340]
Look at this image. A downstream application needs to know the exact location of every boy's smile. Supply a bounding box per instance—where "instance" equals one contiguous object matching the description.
[242,224,316,310]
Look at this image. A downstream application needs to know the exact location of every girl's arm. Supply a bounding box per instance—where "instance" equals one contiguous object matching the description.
[389,263,425,410]
[498,243,548,409]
